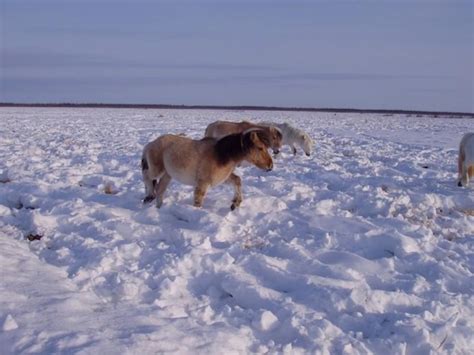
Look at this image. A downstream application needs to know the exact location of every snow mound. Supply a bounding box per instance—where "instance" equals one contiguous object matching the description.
[2,315,18,332]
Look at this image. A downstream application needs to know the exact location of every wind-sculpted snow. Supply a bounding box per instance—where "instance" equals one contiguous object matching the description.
[0,108,473,354]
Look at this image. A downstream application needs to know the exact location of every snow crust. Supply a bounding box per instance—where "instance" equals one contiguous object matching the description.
[0,107,473,354]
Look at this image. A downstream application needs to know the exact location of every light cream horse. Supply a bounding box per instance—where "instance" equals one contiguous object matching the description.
[260,121,314,156]
[458,132,474,187]
[204,120,283,154]
[141,129,273,209]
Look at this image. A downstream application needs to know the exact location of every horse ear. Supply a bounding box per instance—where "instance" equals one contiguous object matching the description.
[249,131,259,144]
[271,126,282,138]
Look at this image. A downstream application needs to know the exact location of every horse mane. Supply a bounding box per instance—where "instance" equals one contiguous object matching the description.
[214,133,250,165]
[214,130,270,165]
[255,130,272,147]
[273,127,283,141]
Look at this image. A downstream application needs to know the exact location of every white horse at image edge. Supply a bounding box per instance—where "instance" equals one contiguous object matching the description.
[458,132,474,187]
[260,122,314,156]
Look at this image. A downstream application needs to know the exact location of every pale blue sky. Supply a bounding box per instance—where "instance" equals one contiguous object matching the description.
[1,0,473,111]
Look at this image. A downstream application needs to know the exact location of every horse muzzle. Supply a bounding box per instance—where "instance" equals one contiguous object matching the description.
[266,162,273,172]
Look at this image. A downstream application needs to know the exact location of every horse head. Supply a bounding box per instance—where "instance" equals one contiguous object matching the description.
[242,130,273,171]
[301,132,313,156]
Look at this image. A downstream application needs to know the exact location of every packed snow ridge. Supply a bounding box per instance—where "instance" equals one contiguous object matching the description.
[0,107,473,354]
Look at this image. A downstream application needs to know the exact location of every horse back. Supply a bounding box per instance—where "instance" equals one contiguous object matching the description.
[160,136,218,185]
[205,120,243,139]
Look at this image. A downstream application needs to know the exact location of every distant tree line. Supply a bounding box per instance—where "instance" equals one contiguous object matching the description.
[0,102,472,118]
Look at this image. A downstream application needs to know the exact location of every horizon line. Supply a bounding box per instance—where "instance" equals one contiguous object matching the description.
[0,102,472,118]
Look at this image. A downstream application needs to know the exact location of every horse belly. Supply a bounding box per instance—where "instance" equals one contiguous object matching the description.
[168,166,196,186]
[209,168,233,187]
[163,153,198,186]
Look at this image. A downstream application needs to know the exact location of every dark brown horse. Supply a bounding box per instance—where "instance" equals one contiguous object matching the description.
[204,120,283,154]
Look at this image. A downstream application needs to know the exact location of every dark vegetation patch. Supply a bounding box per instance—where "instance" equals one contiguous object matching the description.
[26,233,43,241]
[1,103,472,118]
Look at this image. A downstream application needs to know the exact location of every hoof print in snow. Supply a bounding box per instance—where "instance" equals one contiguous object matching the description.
[445,234,457,242]
[170,211,190,223]
[384,249,395,257]
[0,170,10,183]
[14,202,36,210]
[26,233,43,242]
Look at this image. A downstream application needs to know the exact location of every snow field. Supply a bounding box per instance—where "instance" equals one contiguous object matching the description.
[0,107,473,354]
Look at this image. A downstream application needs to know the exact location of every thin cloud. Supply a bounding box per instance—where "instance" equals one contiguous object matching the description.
[2,50,282,71]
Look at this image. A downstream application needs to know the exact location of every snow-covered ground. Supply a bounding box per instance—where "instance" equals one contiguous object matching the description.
[0,107,473,354]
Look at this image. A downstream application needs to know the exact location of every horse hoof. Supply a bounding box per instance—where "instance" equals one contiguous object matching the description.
[143,196,155,203]
[306,153,310,157]
[458,181,463,187]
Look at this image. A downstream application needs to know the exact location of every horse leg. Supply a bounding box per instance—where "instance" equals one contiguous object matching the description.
[291,144,297,155]
[155,173,172,208]
[458,149,464,186]
[459,165,469,187]
[143,179,157,203]
[194,182,209,208]
[226,173,242,210]
[143,169,156,203]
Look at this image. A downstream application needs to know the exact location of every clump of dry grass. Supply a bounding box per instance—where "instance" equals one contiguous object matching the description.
[103,182,118,195]
[26,233,43,241]
[458,208,474,217]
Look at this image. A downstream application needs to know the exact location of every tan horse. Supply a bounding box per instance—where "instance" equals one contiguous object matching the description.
[141,129,274,209]
[204,120,283,154]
